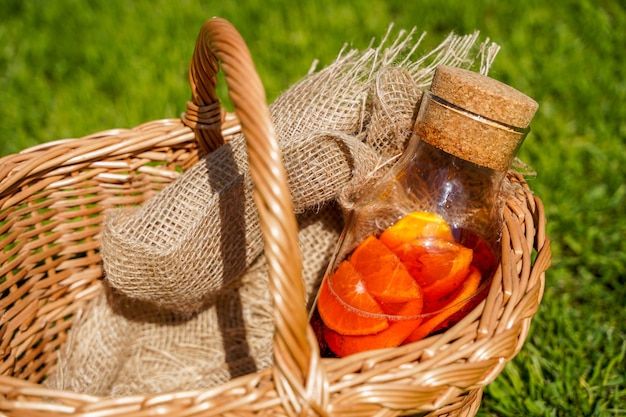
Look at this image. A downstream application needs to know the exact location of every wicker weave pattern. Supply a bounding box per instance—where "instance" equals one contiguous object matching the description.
[0,18,550,416]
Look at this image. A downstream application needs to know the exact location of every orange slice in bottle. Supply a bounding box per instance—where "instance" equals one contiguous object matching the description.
[349,235,422,303]
[379,211,454,250]
[317,261,389,336]
[325,297,424,357]
[392,237,473,294]
[404,265,482,343]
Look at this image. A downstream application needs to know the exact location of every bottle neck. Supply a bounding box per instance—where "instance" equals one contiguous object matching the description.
[404,139,505,240]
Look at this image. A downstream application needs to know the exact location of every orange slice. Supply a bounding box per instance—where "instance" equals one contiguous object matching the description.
[392,237,473,291]
[325,297,424,357]
[317,261,389,336]
[379,211,454,250]
[404,265,482,343]
[420,243,473,304]
[349,235,422,303]
[431,281,489,334]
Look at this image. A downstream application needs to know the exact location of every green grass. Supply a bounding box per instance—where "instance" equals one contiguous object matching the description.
[1,0,625,415]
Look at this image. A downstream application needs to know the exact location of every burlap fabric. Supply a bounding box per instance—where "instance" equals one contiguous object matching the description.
[46,28,499,396]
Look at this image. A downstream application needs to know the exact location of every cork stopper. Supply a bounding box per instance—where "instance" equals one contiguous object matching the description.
[417,65,539,170]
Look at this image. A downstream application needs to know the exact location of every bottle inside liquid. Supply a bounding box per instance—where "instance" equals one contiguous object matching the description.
[311,65,539,358]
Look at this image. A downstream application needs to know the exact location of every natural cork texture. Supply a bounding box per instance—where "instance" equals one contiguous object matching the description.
[417,65,539,170]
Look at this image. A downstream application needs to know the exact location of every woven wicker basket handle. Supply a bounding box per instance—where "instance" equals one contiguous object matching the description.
[188,18,324,413]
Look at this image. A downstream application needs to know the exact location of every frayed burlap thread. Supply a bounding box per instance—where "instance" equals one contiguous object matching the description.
[48,27,500,396]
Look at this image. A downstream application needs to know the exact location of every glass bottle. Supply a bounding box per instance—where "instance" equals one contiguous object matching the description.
[311,65,538,358]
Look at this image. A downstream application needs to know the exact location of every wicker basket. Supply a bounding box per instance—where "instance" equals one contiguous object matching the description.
[0,18,551,416]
